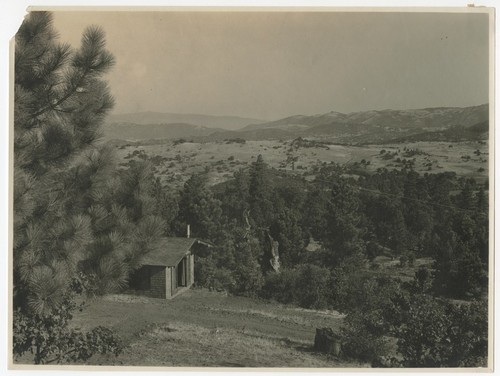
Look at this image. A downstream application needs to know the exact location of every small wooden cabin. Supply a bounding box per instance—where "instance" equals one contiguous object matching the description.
[129,237,208,299]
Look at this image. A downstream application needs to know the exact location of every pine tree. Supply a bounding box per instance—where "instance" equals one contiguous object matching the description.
[218,168,250,225]
[323,179,365,267]
[14,12,173,364]
[248,154,273,227]
[402,171,433,251]
[14,11,118,314]
[176,173,222,240]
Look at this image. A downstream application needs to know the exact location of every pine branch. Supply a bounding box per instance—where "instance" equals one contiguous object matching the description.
[30,69,89,118]
[30,26,114,120]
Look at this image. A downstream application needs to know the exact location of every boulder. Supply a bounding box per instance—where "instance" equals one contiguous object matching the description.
[314,327,342,356]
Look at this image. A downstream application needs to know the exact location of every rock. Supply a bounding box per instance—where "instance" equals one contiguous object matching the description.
[314,327,342,356]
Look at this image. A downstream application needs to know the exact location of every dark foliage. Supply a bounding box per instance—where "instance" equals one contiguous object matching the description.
[179,157,488,367]
[14,12,167,364]
[13,276,122,364]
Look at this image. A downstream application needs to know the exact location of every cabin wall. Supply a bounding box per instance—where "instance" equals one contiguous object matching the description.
[165,267,173,298]
[129,247,199,299]
[188,254,195,286]
[129,265,166,299]
[149,266,167,299]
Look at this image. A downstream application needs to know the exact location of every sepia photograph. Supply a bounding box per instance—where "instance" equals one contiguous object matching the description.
[9,7,493,370]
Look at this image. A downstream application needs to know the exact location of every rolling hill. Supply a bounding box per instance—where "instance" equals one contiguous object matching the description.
[234,104,489,143]
[242,104,488,132]
[103,104,489,144]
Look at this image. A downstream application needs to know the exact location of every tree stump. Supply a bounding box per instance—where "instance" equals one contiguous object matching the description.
[314,328,342,356]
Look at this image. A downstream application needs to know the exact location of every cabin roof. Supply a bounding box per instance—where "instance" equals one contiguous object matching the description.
[141,237,198,267]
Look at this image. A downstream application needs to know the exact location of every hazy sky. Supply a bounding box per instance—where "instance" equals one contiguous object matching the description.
[51,10,490,120]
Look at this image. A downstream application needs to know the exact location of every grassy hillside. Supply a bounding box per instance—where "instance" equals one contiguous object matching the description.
[66,289,357,367]
[115,139,488,189]
[385,121,489,143]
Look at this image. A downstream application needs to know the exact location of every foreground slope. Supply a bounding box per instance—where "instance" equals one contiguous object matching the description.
[69,289,354,367]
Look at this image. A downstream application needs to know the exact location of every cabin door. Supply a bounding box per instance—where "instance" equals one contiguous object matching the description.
[177,257,187,287]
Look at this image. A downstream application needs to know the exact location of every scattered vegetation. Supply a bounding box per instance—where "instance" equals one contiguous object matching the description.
[225,138,246,144]
[14,10,489,368]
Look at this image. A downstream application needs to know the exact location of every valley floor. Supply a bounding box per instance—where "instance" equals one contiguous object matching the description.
[66,289,358,368]
[115,139,488,189]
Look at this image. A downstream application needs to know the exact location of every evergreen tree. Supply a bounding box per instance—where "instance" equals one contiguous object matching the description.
[322,179,365,267]
[14,12,116,314]
[476,186,488,214]
[231,230,265,297]
[302,185,329,240]
[218,168,250,224]
[364,195,407,254]
[248,154,273,227]
[402,171,433,251]
[11,12,174,363]
[457,178,476,211]
[176,173,222,240]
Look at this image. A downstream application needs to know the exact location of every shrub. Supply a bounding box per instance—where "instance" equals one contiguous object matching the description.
[395,295,487,367]
[261,264,331,309]
[13,278,122,364]
[261,269,298,305]
[340,311,389,363]
[407,251,416,267]
[295,264,331,309]
[399,254,408,267]
[194,255,235,292]
[230,237,265,297]
[173,138,187,145]
[412,266,433,293]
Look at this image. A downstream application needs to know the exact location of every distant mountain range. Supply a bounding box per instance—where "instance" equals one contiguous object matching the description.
[103,122,226,140]
[242,105,488,132]
[107,112,266,131]
[103,104,489,144]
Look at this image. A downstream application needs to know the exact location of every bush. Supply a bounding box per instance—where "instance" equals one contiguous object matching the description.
[295,264,331,309]
[194,255,235,292]
[407,252,416,266]
[340,311,389,363]
[411,266,431,292]
[231,239,264,297]
[13,278,122,364]
[395,295,487,367]
[261,269,298,305]
[261,264,331,309]
[225,138,246,144]
[399,254,408,267]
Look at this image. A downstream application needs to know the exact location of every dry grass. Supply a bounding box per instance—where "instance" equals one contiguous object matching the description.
[116,139,488,189]
[204,306,345,328]
[69,289,354,368]
[112,321,346,367]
